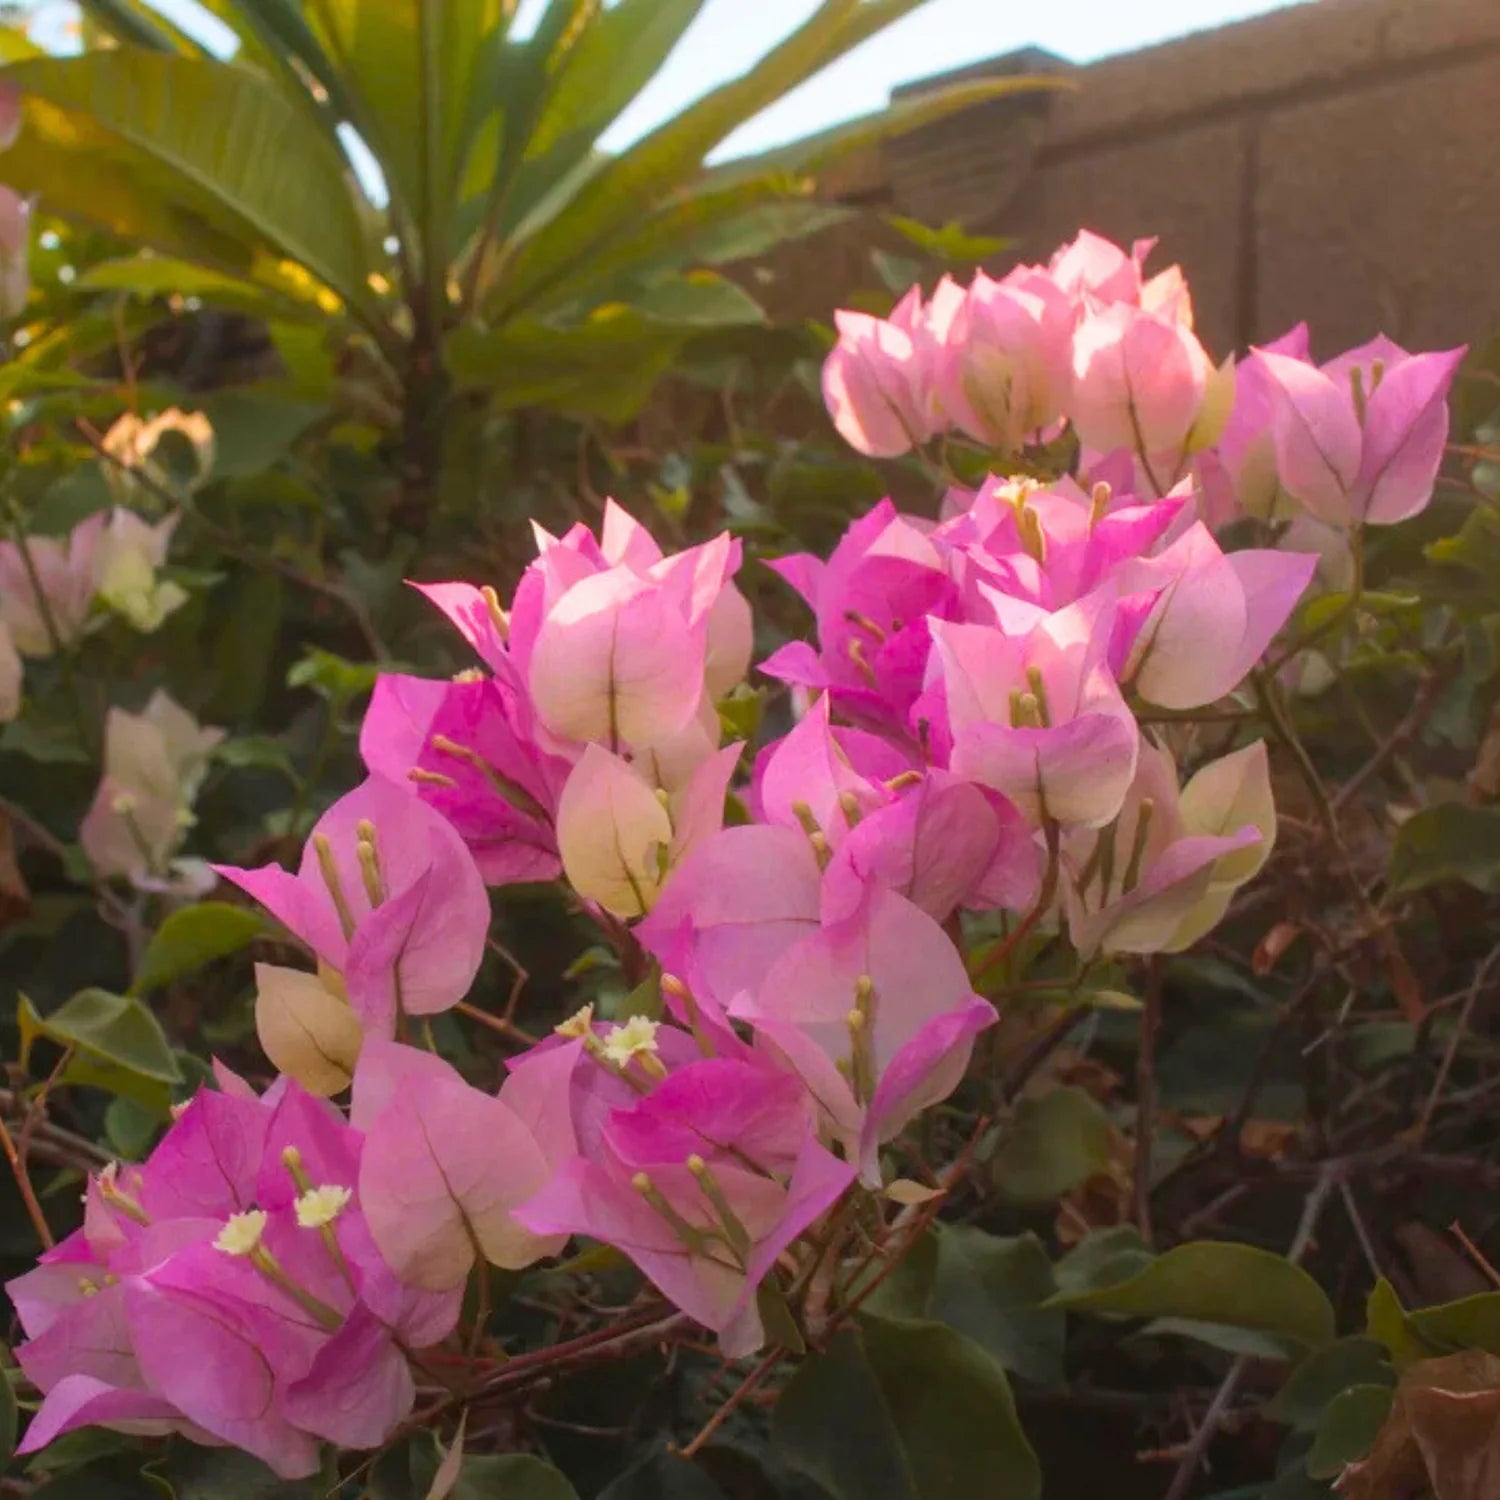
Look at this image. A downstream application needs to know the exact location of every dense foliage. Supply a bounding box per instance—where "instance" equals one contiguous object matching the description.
[4,9,1500,1500]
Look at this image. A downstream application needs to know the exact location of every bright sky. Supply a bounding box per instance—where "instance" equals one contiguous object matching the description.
[26,0,1304,162]
[590,0,1305,158]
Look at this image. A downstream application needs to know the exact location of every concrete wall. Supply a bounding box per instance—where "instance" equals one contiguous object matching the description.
[804,0,1500,360]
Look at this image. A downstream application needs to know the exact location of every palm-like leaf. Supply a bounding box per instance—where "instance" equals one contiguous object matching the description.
[3,0,1059,431]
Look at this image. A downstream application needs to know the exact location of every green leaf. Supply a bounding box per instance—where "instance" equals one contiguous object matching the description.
[1051,1226,1156,1297]
[144,1445,317,1497]
[990,1086,1112,1203]
[1305,1384,1393,1480]
[497,0,709,242]
[287,646,380,708]
[774,1320,1040,1500]
[0,712,94,765]
[1268,1338,1396,1431]
[1408,1292,1500,1356]
[1141,1317,1306,1362]
[105,1095,161,1160]
[598,1452,723,1499]
[887,215,1008,262]
[197,390,325,478]
[19,988,183,1113]
[305,0,509,245]
[492,0,938,316]
[131,903,267,997]
[75,0,199,52]
[1048,1241,1336,1351]
[213,736,297,776]
[449,1455,579,1500]
[865,1224,1065,1388]
[1389,803,1500,894]
[449,272,763,420]
[1366,1277,1436,1370]
[4,51,380,319]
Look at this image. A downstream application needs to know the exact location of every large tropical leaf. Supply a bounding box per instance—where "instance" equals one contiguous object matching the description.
[2,50,383,323]
[74,0,206,52]
[487,0,935,316]
[485,0,708,245]
[304,0,511,268]
[523,172,846,315]
[446,269,764,420]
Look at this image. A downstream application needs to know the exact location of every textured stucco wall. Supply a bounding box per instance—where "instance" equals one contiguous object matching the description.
[799,0,1500,360]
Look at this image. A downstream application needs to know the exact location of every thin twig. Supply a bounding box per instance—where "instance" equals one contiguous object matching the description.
[1449,1222,1500,1291]
[455,1000,538,1048]
[1416,944,1500,1140]
[676,1346,782,1459]
[1339,1180,1384,1282]
[1161,1162,1340,1500]
[17,1042,76,1170]
[0,1112,53,1249]
[1331,666,1452,814]
[1134,957,1162,1246]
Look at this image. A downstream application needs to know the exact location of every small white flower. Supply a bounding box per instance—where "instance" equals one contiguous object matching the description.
[601,1016,660,1067]
[214,1209,268,1256]
[295,1184,352,1230]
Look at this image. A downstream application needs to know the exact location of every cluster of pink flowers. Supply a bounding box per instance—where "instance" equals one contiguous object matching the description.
[824,229,1464,531]
[8,228,1466,1473]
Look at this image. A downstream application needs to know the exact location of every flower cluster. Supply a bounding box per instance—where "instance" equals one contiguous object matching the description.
[9,1073,461,1476]
[6,227,1466,1473]
[0,501,190,723]
[823,229,1463,531]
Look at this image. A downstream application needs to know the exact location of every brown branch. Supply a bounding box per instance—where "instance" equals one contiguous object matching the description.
[677,1346,783,1459]
[1134,957,1163,1246]
[1415,943,1500,1141]
[0,1112,53,1250]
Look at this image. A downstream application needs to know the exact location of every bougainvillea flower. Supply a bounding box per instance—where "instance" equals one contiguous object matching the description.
[353,1040,562,1290]
[7,1080,461,1476]
[555,741,740,919]
[926,599,1139,827]
[0,510,105,656]
[936,474,1187,612]
[91,508,187,634]
[80,691,223,885]
[761,500,961,736]
[1061,739,1274,956]
[0,620,21,722]
[1114,522,1317,710]
[1047,228,1157,306]
[1256,335,1466,527]
[1070,302,1234,491]
[0,182,29,319]
[517,1055,855,1356]
[361,672,566,886]
[730,887,994,1179]
[1197,324,1311,525]
[822,305,930,457]
[637,824,824,1033]
[822,771,1041,924]
[933,264,1075,452]
[215,775,488,1035]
